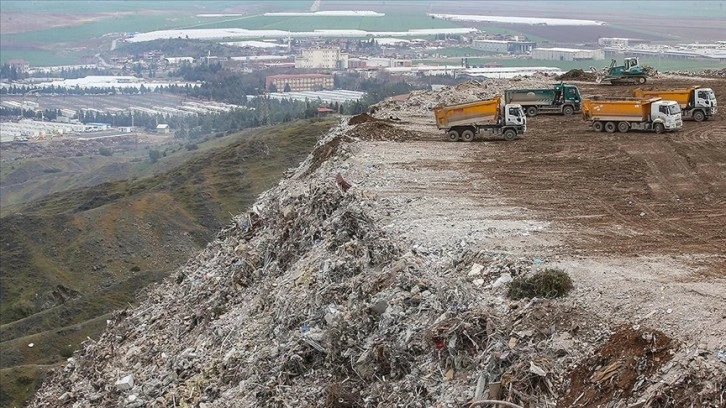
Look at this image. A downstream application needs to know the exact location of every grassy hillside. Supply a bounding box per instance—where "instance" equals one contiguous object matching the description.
[0,117,335,408]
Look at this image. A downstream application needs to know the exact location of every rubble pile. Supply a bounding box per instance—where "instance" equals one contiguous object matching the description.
[663,68,726,78]
[556,69,596,82]
[369,78,563,120]
[30,85,725,408]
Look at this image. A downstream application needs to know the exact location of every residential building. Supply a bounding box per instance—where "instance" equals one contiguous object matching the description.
[295,47,349,69]
[265,74,334,92]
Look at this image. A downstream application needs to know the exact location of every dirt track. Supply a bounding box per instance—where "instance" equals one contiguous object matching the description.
[475,79,726,272]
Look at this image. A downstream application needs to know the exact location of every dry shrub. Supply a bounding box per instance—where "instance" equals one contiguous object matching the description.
[507,268,573,300]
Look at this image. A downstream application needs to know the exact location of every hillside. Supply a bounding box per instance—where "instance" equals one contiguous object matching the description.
[28,76,726,407]
[0,118,335,408]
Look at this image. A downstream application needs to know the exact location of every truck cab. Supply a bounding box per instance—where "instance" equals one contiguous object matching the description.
[554,83,582,111]
[693,87,718,115]
[652,101,683,131]
[504,104,526,129]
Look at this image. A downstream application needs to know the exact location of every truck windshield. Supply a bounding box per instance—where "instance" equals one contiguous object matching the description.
[699,89,716,101]
[668,105,681,115]
[509,107,521,116]
[567,88,580,100]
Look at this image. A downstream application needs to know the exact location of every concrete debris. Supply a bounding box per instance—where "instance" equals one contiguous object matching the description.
[29,79,725,408]
[115,374,134,391]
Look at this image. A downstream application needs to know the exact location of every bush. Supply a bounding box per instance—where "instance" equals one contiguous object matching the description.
[98,147,113,156]
[507,268,574,300]
[148,149,161,163]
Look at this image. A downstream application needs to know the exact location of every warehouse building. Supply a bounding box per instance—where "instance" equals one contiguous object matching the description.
[531,47,605,61]
[265,74,334,92]
[472,39,535,54]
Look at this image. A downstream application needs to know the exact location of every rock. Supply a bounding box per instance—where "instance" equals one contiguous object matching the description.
[58,392,72,402]
[115,374,134,391]
[370,300,388,315]
[468,263,484,276]
[492,273,513,288]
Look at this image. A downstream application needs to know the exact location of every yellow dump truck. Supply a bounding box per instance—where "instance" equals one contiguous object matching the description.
[433,95,526,142]
[581,97,682,134]
[633,86,717,122]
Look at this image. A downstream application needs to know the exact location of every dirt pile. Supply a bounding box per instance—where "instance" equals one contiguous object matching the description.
[556,69,596,82]
[29,79,726,408]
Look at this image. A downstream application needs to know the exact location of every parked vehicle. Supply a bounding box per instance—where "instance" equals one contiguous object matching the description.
[504,82,581,117]
[581,97,682,134]
[592,57,649,84]
[433,95,526,142]
[633,86,717,122]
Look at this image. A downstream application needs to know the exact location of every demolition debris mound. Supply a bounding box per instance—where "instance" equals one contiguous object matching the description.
[29,77,726,408]
[556,69,596,81]
[347,112,376,125]
[561,326,675,407]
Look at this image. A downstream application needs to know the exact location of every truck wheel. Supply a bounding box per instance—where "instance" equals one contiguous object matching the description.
[593,121,604,132]
[503,129,517,141]
[461,129,475,142]
[654,123,665,134]
[605,122,616,133]
[617,122,629,133]
[562,105,574,115]
[692,110,705,122]
[637,77,647,84]
[526,107,538,117]
[447,130,460,141]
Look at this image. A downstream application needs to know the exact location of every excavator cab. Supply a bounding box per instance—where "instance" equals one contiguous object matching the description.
[624,57,640,72]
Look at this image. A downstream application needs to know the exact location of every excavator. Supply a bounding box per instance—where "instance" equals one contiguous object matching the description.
[591,57,655,85]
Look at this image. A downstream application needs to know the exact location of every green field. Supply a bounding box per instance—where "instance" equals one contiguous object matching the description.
[190,14,461,31]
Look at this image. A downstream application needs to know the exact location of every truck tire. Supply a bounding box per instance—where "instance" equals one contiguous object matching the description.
[503,129,517,141]
[562,105,575,115]
[593,121,604,132]
[461,129,475,142]
[654,123,665,134]
[447,130,460,141]
[617,121,630,133]
[526,106,538,117]
[692,110,705,122]
[605,121,617,133]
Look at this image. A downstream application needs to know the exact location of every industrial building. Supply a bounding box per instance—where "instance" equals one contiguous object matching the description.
[472,39,535,54]
[294,47,349,69]
[531,47,605,61]
[265,74,334,92]
[598,38,649,47]
[603,43,726,61]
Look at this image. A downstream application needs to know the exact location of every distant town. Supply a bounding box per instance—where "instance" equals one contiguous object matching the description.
[2,12,725,143]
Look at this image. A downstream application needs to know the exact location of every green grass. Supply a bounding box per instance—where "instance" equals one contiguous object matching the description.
[0,49,86,66]
[190,13,461,31]
[3,15,205,45]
